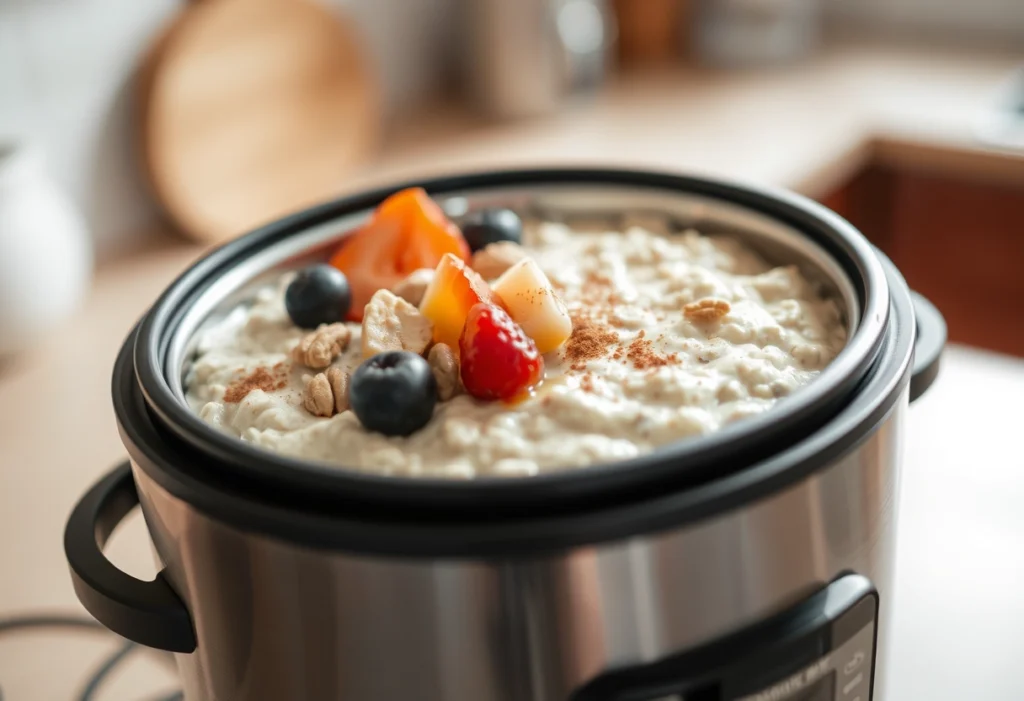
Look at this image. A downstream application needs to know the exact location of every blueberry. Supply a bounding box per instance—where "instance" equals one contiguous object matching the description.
[460,208,523,252]
[285,264,351,329]
[350,351,438,436]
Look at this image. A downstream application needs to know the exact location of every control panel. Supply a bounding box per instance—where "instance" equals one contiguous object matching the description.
[572,574,878,701]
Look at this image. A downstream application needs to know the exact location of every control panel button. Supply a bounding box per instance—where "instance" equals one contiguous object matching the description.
[844,652,865,676]
[842,672,864,696]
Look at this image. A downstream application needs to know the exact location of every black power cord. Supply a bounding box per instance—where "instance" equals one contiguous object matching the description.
[0,614,104,635]
[0,613,183,701]
[78,641,138,701]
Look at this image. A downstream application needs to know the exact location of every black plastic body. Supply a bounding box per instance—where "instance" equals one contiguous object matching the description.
[908,292,945,403]
[63,461,196,653]
[572,574,878,701]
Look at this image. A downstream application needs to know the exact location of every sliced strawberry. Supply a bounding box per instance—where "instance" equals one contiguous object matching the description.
[329,188,470,321]
[419,253,501,350]
[459,303,544,401]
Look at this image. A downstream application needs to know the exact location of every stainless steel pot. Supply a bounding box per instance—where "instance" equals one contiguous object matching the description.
[65,169,945,701]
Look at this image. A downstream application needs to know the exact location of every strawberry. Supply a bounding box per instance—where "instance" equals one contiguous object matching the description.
[459,303,544,401]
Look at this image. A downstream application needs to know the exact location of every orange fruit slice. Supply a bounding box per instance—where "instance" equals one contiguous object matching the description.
[419,253,500,350]
[329,188,470,321]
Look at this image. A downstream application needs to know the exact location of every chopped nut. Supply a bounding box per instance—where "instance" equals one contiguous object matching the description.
[303,372,335,417]
[292,323,351,369]
[391,268,435,307]
[470,241,528,280]
[684,298,731,323]
[303,368,352,417]
[428,343,460,401]
[326,366,350,413]
[362,289,433,357]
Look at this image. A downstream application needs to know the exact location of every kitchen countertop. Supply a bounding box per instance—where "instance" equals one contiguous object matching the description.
[1,39,1023,700]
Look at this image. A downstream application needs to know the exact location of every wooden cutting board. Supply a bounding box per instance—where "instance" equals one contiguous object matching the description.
[138,0,380,244]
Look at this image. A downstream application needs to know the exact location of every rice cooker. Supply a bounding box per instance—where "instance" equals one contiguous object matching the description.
[65,169,945,701]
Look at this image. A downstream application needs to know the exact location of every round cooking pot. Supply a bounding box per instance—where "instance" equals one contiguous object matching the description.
[65,169,944,701]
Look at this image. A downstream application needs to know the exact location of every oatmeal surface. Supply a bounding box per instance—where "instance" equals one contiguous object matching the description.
[186,220,846,478]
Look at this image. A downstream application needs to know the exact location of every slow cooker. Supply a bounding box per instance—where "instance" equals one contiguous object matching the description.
[65,169,945,701]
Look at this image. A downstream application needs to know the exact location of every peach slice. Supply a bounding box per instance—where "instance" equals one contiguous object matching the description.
[491,258,573,354]
[330,188,470,322]
[419,253,500,350]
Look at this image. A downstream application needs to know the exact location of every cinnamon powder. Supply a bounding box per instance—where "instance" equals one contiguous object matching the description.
[564,313,619,370]
[625,330,679,370]
[224,365,290,403]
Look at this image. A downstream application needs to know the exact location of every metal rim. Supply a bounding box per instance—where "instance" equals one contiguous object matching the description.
[132,168,891,517]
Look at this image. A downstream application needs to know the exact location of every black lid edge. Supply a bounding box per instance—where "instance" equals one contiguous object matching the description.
[127,168,891,519]
[113,255,915,559]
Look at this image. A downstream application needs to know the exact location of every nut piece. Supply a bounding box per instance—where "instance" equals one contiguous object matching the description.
[293,323,351,369]
[303,368,352,417]
[684,298,731,323]
[470,241,528,280]
[391,268,435,307]
[428,343,460,401]
[326,366,350,414]
[303,372,335,417]
[362,289,434,357]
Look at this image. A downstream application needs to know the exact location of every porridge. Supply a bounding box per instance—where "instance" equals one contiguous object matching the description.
[186,189,846,478]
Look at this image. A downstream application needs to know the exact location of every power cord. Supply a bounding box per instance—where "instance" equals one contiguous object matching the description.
[0,614,104,635]
[78,641,137,701]
[0,613,182,701]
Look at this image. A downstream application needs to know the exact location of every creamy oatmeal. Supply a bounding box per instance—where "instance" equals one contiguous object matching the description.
[186,218,846,478]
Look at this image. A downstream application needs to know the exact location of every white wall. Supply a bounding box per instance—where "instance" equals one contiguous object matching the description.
[0,0,455,261]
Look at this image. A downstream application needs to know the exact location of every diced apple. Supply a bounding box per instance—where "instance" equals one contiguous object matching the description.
[419,253,500,350]
[491,258,572,354]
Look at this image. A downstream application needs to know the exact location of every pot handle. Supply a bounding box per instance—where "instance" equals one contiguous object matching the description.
[910,291,946,403]
[64,461,196,653]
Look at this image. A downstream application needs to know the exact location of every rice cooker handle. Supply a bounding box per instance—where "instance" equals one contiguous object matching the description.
[910,291,946,403]
[64,461,197,653]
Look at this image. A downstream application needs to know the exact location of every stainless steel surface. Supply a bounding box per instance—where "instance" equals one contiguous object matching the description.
[168,184,881,485]
[459,0,612,118]
[132,395,905,701]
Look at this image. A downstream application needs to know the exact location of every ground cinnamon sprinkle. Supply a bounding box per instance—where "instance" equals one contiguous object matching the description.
[564,313,619,369]
[224,365,290,403]
[626,330,679,370]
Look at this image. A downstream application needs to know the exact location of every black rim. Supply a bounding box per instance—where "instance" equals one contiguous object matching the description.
[115,252,915,557]
[132,168,890,518]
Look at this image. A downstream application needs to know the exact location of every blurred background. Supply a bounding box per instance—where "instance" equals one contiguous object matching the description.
[1,1,1024,699]
[0,0,1021,250]
[0,0,1022,354]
